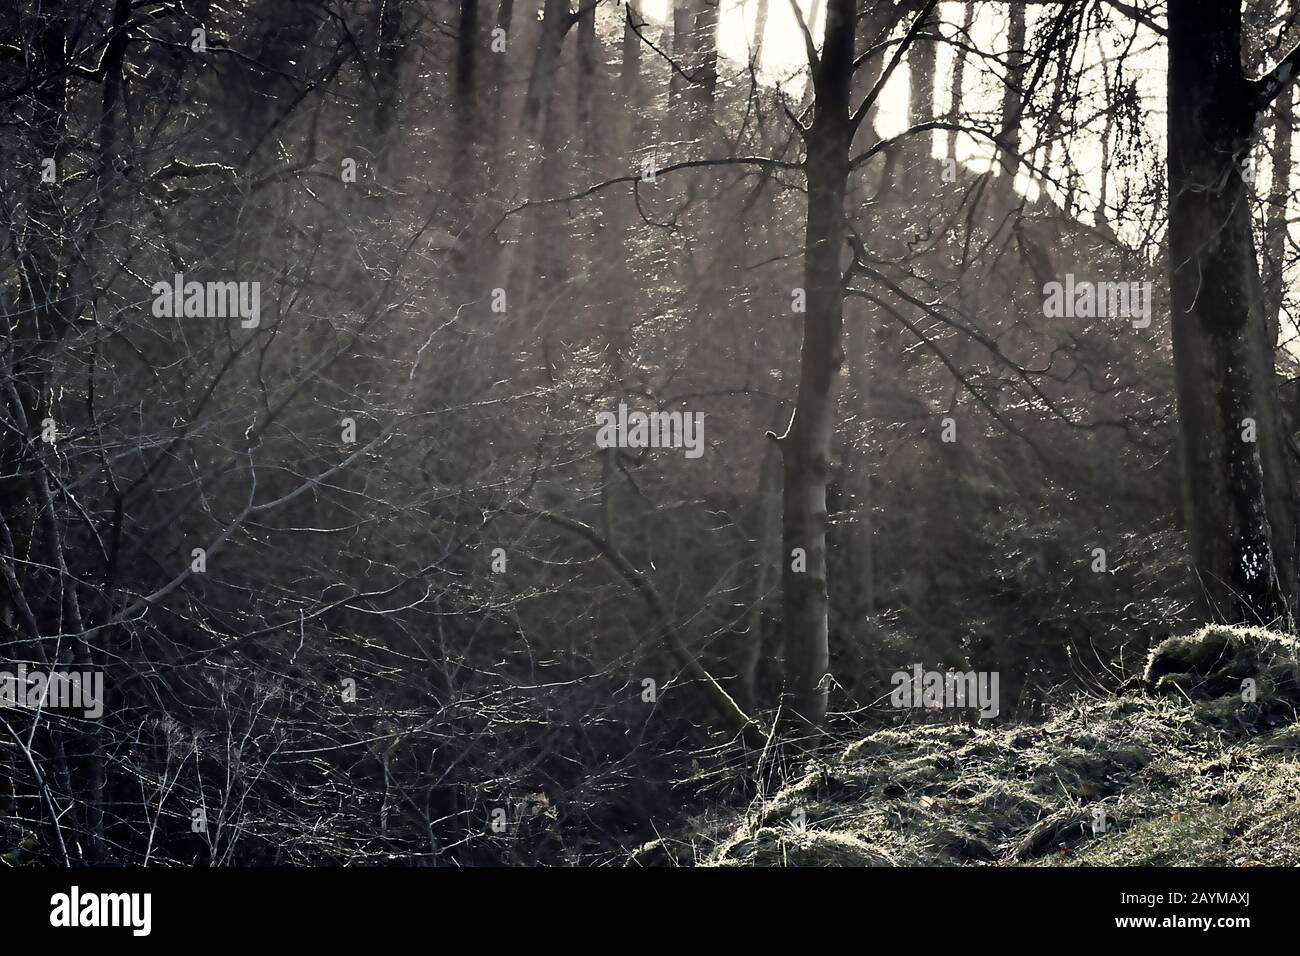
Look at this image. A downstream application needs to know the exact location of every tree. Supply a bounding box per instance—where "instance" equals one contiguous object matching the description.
[997,1,1028,177]
[1167,0,1300,623]
[778,0,937,730]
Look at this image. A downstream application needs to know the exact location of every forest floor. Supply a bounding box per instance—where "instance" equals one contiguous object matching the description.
[634,626,1300,866]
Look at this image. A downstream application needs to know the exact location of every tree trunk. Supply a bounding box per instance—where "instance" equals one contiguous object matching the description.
[842,302,874,624]
[577,2,599,162]
[495,0,575,358]
[740,404,784,709]
[520,0,571,147]
[670,0,694,111]
[1167,0,1298,623]
[946,2,974,160]
[1246,0,1293,345]
[1264,86,1293,345]
[908,7,937,127]
[452,0,482,288]
[849,3,906,151]
[902,5,938,190]
[455,0,479,162]
[488,0,517,190]
[750,0,770,74]
[998,3,1027,177]
[371,0,405,146]
[780,0,855,730]
[691,0,719,126]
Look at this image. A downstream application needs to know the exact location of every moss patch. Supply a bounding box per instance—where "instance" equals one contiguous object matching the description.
[1145,624,1300,731]
[691,626,1300,867]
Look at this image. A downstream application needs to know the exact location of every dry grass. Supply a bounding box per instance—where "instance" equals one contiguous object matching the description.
[635,626,1300,867]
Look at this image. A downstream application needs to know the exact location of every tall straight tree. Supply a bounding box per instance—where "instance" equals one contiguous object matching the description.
[779,0,935,729]
[1263,85,1294,345]
[778,0,856,730]
[997,1,1027,177]
[670,0,694,109]
[691,0,719,121]
[452,0,482,276]
[945,2,975,160]
[488,0,517,190]
[1167,0,1300,623]
[373,0,406,140]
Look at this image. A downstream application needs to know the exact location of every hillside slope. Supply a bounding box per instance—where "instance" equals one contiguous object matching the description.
[638,626,1300,866]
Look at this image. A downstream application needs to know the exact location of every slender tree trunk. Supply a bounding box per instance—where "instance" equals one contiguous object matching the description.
[842,303,874,624]
[495,0,575,357]
[1167,0,1298,623]
[780,0,856,730]
[488,0,517,190]
[998,3,1027,177]
[946,2,974,160]
[1097,91,1115,222]
[670,0,694,111]
[740,404,784,708]
[372,0,406,155]
[452,0,482,286]
[520,0,571,148]
[908,7,937,126]
[1247,0,1292,345]
[903,5,938,189]
[598,0,646,548]
[456,0,480,166]
[691,0,719,126]
[621,0,644,146]
[849,4,906,151]
[750,0,770,74]
[1264,86,1293,345]
[577,3,598,162]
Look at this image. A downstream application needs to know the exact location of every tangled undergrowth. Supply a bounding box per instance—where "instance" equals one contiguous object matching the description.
[633,625,1300,866]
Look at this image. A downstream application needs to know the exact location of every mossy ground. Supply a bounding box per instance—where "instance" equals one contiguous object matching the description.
[634,625,1300,867]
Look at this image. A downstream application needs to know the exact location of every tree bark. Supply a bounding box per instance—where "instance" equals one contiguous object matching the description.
[998,3,1027,177]
[750,0,770,74]
[1167,0,1299,623]
[902,5,938,190]
[946,2,974,161]
[908,7,937,128]
[488,0,517,190]
[495,0,577,359]
[780,0,856,730]
[456,0,480,157]
[691,0,719,125]
[373,0,406,139]
[842,302,874,625]
[1246,0,1293,346]
[520,0,572,147]
[452,0,482,286]
[1264,86,1293,345]
[670,0,694,111]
